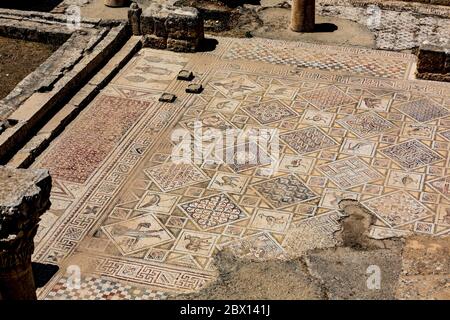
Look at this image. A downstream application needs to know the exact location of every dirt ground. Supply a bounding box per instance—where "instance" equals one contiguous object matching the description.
[0,36,57,100]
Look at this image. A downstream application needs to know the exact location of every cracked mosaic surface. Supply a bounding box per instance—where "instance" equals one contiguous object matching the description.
[32,37,450,299]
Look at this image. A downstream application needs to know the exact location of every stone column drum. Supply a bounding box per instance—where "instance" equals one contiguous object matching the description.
[0,166,52,300]
[290,0,316,33]
[104,0,129,7]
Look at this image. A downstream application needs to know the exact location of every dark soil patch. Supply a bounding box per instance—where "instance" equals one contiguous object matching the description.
[0,36,57,100]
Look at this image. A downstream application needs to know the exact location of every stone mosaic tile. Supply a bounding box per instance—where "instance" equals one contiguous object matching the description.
[219,37,415,79]
[338,111,396,138]
[144,163,208,192]
[179,193,248,230]
[38,95,151,183]
[242,100,297,124]
[381,140,443,170]
[281,126,337,155]
[363,191,433,227]
[43,274,168,300]
[319,157,383,189]
[31,39,450,298]
[252,174,317,208]
[396,98,450,123]
[299,86,356,110]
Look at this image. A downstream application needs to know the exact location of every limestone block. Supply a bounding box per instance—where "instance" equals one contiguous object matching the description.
[165,7,204,41]
[0,166,52,300]
[167,38,198,53]
[142,34,167,50]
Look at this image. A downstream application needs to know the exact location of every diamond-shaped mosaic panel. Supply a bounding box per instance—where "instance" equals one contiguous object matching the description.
[381,140,443,170]
[397,98,450,123]
[427,176,450,200]
[281,127,337,155]
[363,191,432,227]
[252,174,317,208]
[242,100,297,124]
[300,86,355,110]
[319,157,382,189]
[144,163,208,192]
[179,193,248,230]
[338,112,395,138]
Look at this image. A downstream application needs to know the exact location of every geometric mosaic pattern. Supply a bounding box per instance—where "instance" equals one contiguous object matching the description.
[381,140,443,170]
[338,112,396,138]
[319,157,383,189]
[144,163,208,192]
[179,193,248,230]
[363,191,432,227]
[252,174,317,208]
[45,275,168,300]
[242,100,297,124]
[300,86,355,110]
[397,98,449,123]
[281,126,337,155]
[31,39,450,299]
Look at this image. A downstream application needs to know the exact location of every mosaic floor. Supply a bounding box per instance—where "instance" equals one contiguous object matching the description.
[32,36,450,299]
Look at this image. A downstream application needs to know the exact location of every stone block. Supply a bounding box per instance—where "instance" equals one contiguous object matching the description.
[165,7,204,41]
[177,70,194,81]
[186,83,203,94]
[142,34,167,50]
[167,38,198,53]
[159,93,177,103]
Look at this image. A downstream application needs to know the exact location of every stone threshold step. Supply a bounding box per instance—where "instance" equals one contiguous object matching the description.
[7,36,142,169]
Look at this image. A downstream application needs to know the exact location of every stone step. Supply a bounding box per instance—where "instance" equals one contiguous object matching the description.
[7,36,142,169]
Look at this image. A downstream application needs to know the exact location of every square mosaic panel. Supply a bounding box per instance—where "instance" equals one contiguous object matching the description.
[381,140,443,170]
[252,174,317,208]
[299,86,355,110]
[144,163,208,192]
[397,98,449,123]
[363,191,432,227]
[242,100,298,124]
[319,157,383,189]
[281,126,337,155]
[338,112,396,138]
[179,193,248,230]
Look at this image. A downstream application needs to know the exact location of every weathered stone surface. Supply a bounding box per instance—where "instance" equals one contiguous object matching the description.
[185,83,203,94]
[139,4,204,52]
[165,7,204,41]
[159,93,177,103]
[0,166,51,300]
[167,38,198,53]
[128,2,142,36]
[142,34,167,49]
[177,70,194,81]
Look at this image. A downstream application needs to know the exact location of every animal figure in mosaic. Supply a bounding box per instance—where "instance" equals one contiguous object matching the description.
[257,213,286,227]
[216,176,240,188]
[184,234,212,252]
[112,222,164,247]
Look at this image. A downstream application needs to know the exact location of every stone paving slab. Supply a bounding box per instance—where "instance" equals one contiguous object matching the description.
[30,36,450,299]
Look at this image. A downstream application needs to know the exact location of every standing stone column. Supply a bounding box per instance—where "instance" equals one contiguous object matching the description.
[290,0,315,32]
[0,166,51,300]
